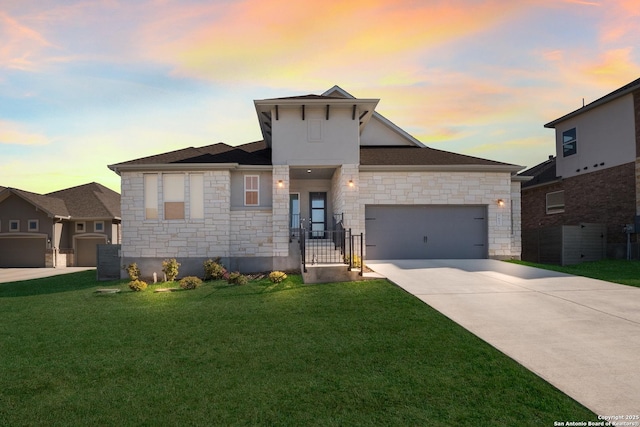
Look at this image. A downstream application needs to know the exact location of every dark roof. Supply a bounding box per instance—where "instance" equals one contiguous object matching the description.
[7,188,70,217]
[259,94,344,101]
[47,182,121,218]
[111,141,272,167]
[360,146,517,167]
[545,77,640,128]
[519,156,559,188]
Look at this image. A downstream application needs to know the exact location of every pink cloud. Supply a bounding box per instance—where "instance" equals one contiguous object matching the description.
[0,11,54,71]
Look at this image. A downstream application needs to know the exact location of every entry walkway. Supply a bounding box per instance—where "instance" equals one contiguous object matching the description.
[367,259,640,416]
[0,267,95,284]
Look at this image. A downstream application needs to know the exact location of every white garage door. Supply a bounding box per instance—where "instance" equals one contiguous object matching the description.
[365,205,488,259]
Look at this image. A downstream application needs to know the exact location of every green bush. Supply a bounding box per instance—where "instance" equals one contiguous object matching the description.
[128,279,148,292]
[203,258,227,280]
[268,271,288,283]
[126,263,141,281]
[227,272,248,286]
[162,258,180,281]
[179,276,203,290]
[344,254,362,268]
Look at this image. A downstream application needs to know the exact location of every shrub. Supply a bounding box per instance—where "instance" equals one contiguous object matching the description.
[128,279,148,292]
[227,272,248,286]
[203,258,227,280]
[162,258,180,281]
[268,271,287,283]
[345,254,362,268]
[179,276,203,290]
[126,263,141,281]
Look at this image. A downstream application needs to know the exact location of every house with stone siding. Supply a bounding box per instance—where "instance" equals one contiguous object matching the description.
[109,86,525,279]
[520,77,640,262]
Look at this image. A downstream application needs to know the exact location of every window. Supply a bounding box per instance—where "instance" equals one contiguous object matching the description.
[28,220,39,232]
[9,220,19,232]
[144,174,158,219]
[244,175,259,206]
[546,190,565,214]
[562,128,577,157]
[163,174,185,220]
[190,174,204,219]
[76,222,86,233]
[94,221,104,232]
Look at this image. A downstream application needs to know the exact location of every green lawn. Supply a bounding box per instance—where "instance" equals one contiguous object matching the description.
[0,271,596,426]
[509,259,640,288]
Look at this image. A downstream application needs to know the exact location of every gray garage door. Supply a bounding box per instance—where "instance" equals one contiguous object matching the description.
[76,237,106,267]
[365,205,487,259]
[0,237,47,267]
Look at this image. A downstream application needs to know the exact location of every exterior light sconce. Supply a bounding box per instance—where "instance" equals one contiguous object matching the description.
[277,180,284,188]
[497,199,505,207]
[348,179,354,187]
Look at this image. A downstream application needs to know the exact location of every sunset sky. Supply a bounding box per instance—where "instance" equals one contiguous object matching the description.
[2,0,640,193]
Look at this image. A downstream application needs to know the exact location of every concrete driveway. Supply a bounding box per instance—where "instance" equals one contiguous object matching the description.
[367,259,640,416]
[0,267,95,284]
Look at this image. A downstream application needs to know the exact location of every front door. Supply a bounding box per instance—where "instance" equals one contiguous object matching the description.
[309,192,326,239]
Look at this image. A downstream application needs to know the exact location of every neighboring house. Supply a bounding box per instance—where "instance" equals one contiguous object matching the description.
[521,77,640,262]
[0,182,121,268]
[109,86,525,277]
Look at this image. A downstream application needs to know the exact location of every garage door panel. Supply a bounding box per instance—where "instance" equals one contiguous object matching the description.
[365,205,487,260]
[76,238,106,267]
[0,237,46,267]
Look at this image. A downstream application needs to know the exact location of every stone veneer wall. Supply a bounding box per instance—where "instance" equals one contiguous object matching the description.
[230,210,273,256]
[120,170,231,275]
[272,165,290,258]
[510,181,523,257]
[331,164,360,233]
[358,171,518,259]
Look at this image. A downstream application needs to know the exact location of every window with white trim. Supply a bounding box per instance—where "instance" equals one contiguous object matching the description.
[94,221,105,232]
[28,219,39,232]
[9,220,19,232]
[144,174,158,219]
[244,175,259,206]
[163,174,185,220]
[190,174,204,219]
[546,190,565,214]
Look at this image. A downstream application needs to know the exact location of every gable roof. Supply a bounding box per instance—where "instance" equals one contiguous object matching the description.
[0,183,120,220]
[518,156,559,188]
[47,182,121,219]
[0,187,70,218]
[360,146,521,171]
[545,77,640,128]
[323,85,426,148]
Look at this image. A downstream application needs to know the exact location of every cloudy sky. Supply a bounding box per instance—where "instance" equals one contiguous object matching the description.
[2,0,639,193]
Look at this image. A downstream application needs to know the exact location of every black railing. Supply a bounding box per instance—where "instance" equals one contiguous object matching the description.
[300,225,364,276]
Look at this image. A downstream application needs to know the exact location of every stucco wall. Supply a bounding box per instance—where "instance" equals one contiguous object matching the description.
[358,171,518,258]
[271,106,360,166]
[555,94,635,180]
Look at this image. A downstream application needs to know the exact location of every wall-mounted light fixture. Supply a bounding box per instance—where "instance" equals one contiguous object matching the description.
[277,180,284,188]
[497,199,505,207]
[348,179,354,187]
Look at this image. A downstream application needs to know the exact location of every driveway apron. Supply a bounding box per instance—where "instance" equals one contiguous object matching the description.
[0,267,95,284]
[367,259,640,416]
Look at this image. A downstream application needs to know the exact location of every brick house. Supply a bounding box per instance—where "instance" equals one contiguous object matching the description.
[0,182,121,267]
[109,86,525,279]
[521,77,640,261]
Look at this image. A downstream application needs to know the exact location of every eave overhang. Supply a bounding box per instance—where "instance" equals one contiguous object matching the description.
[108,163,273,175]
[254,97,379,147]
[359,164,526,173]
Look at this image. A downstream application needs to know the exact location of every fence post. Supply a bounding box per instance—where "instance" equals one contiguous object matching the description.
[359,233,364,276]
[300,227,307,273]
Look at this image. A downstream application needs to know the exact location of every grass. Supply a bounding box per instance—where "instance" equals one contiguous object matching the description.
[0,271,596,426]
[509,259,640,288]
